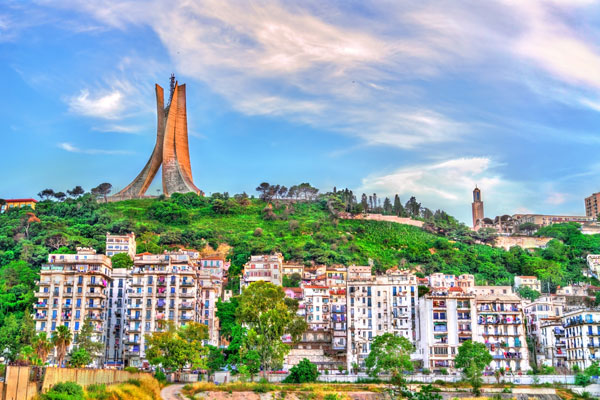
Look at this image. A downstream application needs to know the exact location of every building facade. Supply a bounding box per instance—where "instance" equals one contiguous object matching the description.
[585,192,600,219]
[105,268,129,366]
[1,198,37,212]
[242,254,283,287]
[35,248,112,366]
[562,309,600,370]
[106,232,136,259]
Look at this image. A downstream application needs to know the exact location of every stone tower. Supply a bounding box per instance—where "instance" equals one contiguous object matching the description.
[472,186,484,229]
[114,76,202,199]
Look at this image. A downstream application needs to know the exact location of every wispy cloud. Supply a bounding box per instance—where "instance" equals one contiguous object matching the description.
[67,89,123,119]
[58,142,132,155]
[92,124,143,134]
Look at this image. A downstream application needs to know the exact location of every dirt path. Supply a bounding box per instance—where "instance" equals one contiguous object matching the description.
[160,384,186,400]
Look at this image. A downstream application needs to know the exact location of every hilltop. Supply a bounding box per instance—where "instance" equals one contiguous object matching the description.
[0,191,599,331]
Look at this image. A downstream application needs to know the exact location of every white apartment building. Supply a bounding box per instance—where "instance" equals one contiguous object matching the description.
[562,309,600,370]
[539,318,567,368]
[35,248,112,366]
[125,252,198,367]
[514,276,542,292]
[522,295,565,366]
[242,254,283,287]
[199,256,226,279]
[304,286,330,330]
[197,270,222,346]
[326,266,347,288]
[419,287,476,371]
[587,255,600,278]
[427,273,475,290]
[346,268,418,370]
[475,293,530,373]
[106,232,136,259]
[105,268,129,366]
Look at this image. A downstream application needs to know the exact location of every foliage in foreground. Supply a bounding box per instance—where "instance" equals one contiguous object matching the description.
[282,358,319,383]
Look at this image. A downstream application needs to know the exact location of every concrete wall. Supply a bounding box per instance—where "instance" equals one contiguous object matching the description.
[494,236,553,251]
[347,214,425,228]
[41,367,148,392]
[1,366,150,400]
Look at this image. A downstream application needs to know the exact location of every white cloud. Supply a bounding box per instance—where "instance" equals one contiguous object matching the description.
[546,192,568,205]
[359,157,532,223]
[67,89,123,119]
[92,124,143,134]
[58,142,131,155]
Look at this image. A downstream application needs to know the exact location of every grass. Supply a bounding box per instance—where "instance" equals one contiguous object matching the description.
[84,376,161,400]
[182,381,386,396]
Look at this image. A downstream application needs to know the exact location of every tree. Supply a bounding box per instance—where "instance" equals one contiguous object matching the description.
[516,286,541,302]
[111,253,133,269]
[383,197,393,215]
[145,321,208,374]
[20,311,36,348]
[53,192,67,202]
[283,358,319,383]
[0,314,22,361]
[67,186,85,198]
[91,183,112,202]
[74,318,103,364]
[237,281,307,380]
[241,349,261,381]
[282,273,302,288]
[33,332,54,365]
[38,189,55,201]
[393,194,404,216]
[517,222,539,235]
[206,345,226,381]
[405,197,421,217]
[365,333,414,388]
[455,341,492,396]
[68,347,91,368]
[18,345,41,366]
[52,325,73,367]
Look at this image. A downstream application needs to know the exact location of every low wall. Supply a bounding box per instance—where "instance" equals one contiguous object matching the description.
[494,236,553,251]
[316,373,574,385]
[342,214,424,228]
[4,367,38,400]
[41,367,149,392]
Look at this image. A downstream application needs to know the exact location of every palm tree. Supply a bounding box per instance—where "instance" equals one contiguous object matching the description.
[33,332,54,365]
[52,326,72,367]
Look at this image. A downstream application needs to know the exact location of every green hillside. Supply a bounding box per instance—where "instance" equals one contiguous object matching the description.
[0,191,599,360]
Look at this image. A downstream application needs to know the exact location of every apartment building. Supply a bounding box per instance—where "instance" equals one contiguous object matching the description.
[585,192,600,219]
[419,287,476,371]
[199,256,226,278]
[346,268,418,369]
[562,309,600,370]
[242,253,283,287]
[539,318,567,368]
[35,248,112,366]
[105,268,129,366]
[522,296,565,367]
[428,273,475,290]
[197,270,222,346]
[106,232,136,259]
[326,266,347,288]
[282,263,304,277]
[514,276,542,292]
[0,198,37,212]
[125,251,198,367]
[474,293,530,373]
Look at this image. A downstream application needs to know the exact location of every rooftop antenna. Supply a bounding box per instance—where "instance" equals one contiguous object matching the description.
[168,73,176,106]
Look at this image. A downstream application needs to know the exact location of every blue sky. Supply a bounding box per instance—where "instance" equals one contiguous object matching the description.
[2,0,600,223]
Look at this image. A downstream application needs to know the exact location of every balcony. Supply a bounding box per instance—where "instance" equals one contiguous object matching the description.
[87,303,104,309]
[85,291,105,298]
[88,281,107,287]
[34,314,47,320]
[157,280,167,287]
[180,292,195,298]
[180,303,194,310]
[130,303,143,309]
[35,303,48,309]
[64,281,74,286]
[179,315,193,321]
[88,314,103,321]
[157,292,167,298]
[35,292,50,297]
[156,301,166,309]
[180,281,194,287]
[130,315,142,321]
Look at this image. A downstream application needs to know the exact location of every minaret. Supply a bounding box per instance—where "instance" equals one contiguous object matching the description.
[472,186,484,229]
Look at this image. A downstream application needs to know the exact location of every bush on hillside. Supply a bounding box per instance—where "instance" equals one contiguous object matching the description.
[41,382,84,400]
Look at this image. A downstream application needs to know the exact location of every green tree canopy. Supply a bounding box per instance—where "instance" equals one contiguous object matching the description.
[364,333,414,380]
[283,358,319,383]
[110,253,133,269]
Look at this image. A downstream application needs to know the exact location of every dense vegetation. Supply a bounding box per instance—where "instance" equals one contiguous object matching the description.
[1,188,599,361]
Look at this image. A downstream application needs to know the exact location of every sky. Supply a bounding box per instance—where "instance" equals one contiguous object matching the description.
[2,0,600,224]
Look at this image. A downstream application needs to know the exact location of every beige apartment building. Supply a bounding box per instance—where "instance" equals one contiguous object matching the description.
[106,232,136,259]
[242,253,283,287]
[585,192,600,219]
[197,269,222,346]
[562,309,600,370]
[514,276,542,292]
[35,248,112,366]
[125,251,198,367]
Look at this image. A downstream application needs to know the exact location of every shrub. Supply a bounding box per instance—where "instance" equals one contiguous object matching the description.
[126,379,141,387]
[283,358,319,383]
[154,369,167,384]
[422,368,431,375]
[575,373,591,387]
[253,228,263,237]
[41,382,84,400]
[85,384,109,400]
[124,366,139,373]
[439,368,448,375]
